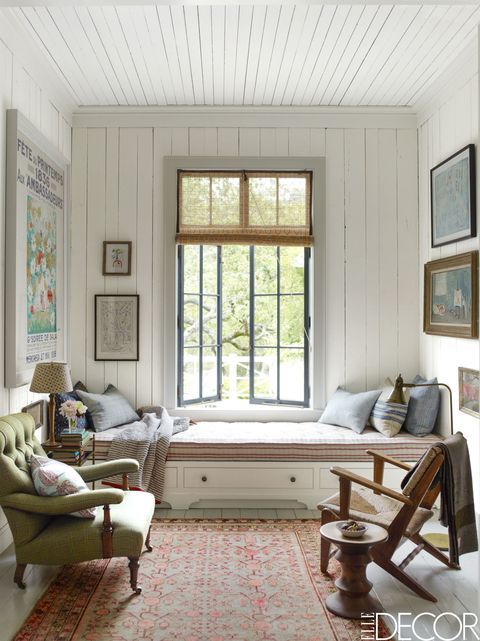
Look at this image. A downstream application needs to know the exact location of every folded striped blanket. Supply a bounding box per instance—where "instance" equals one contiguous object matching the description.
[106,408,188,501]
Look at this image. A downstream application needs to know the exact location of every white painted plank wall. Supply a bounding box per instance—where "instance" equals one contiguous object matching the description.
[70,123,418,408]
[418,64,480,506]
[0,35,72,552]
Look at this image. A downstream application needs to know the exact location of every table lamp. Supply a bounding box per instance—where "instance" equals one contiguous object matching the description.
[30,362,73,447]
[387,373,453,550]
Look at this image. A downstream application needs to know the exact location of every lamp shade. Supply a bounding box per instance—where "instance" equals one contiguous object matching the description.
[30,362,73,394]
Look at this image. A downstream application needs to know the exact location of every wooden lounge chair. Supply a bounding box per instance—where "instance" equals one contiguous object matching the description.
[318,446,460,603]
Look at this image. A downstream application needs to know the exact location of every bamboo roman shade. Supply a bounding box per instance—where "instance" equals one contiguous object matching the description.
[177,170,313,246]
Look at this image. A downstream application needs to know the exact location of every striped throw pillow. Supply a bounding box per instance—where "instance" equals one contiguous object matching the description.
[370,400,408,437]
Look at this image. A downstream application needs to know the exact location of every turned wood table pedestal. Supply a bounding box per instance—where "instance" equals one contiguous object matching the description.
[320,521,388,619]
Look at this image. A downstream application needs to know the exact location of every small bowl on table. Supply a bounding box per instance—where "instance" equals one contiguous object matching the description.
[336,520,367,539]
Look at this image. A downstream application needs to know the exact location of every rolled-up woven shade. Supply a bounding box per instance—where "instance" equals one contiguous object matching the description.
[177,170,313,246]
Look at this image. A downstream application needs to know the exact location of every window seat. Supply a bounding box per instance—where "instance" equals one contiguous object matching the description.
[93,420,439,463]
[92,421,439,509]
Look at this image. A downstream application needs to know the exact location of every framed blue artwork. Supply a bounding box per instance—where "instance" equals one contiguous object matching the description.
[430,144,476,248]
[424,251,478,339]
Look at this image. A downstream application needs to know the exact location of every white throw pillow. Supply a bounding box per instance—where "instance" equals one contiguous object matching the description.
[30,454,96,519]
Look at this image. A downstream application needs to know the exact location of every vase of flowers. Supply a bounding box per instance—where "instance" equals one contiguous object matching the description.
[59,399,88,432]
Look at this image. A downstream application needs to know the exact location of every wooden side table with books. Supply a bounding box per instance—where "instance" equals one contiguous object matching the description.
[42,430,96,468]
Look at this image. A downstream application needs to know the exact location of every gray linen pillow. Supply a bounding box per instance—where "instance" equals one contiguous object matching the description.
[77,384,139,432]
[319,387,381,434]
[403,375,440,437]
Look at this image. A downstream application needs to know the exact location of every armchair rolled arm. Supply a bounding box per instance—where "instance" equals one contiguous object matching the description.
[330,466,413,505]
[75,459,139,483]
[365,450,412,471]
[0,489,124,515]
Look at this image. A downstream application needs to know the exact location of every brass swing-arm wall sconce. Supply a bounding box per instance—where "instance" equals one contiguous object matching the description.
[387,374,454,437]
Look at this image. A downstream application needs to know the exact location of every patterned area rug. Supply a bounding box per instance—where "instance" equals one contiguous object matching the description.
[14,520,389,641]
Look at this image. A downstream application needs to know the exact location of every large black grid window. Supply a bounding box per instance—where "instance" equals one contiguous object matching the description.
[250,246,310,406]
[178,245,310,407]
[177,245,222,405]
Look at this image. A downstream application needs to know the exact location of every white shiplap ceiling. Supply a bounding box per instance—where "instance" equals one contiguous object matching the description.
[8,4,480,108]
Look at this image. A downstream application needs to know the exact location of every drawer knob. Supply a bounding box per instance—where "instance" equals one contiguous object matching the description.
[290,476,296,483]
[201,475,207,482]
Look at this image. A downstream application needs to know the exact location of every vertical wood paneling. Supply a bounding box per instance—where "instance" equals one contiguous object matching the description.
[104,127,120,389]
[117,129,139,407]
[86,128,106,393]
[0,32,72,554]
[365,129,380,390]
[153,128,172,407]
[378,129,399,382]
[136,128,154,407]
[70,128,88,384]
[325,129,346,398]
[345,129,366,391]
[417,69,479,507]
[239,128,260,156]
[218,128,239,156]
[397,128,418,381]
[71,121,420,414]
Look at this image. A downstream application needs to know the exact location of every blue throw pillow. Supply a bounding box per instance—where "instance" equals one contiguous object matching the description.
[319,387,381,434]
[404,375,440,437]
[77,384,139,432]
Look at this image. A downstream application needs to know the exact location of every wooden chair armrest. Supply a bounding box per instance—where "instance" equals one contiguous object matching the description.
[365,450,412,471]
[330,466,413,505]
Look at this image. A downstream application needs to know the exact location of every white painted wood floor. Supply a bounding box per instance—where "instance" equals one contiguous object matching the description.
[0,508,477,641]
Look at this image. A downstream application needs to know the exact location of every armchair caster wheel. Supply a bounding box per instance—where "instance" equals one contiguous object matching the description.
[133,586,142,595]
[16,580,26,589]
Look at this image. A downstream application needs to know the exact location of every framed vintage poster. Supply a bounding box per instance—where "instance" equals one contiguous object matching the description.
[430,144,476,247]
[424,251,478,339]
[458,367,479,418]
[102,241,132,275]
[95,294,139,361]
[5,110,68,387]
[21,399,45,430]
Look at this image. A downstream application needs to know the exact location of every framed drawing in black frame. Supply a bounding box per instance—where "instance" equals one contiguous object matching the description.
[95,294,139,361]
[430,144,476,248]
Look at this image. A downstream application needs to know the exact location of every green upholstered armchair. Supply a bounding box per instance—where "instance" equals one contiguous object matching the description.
[0,413,155,594]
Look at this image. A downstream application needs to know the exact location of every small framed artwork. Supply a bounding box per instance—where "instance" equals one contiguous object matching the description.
[21,399,45,430]
[431,144,476,248]
[458,367,479,418]
[424,251,478,339]
[102,241,132,276]
[95,294,139,361]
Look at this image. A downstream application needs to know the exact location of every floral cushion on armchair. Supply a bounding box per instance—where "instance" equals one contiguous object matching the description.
[29,454,96,519]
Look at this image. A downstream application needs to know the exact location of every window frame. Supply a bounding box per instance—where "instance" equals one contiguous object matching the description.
[177,245,222,406]
[164,156,325,422]
[249,246,310,407]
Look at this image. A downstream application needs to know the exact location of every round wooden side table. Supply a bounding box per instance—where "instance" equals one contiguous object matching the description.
[320,521,388,619]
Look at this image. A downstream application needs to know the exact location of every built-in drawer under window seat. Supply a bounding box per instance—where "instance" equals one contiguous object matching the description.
[93,421,439,510]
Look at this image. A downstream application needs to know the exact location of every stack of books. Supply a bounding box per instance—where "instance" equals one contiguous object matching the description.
[48,428,91,465]
[60,428,90,448]
[51,448,81,465]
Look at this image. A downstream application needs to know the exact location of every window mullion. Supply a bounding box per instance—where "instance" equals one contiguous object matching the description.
[217,246,222,400]
[199,246,203,399]
[249,245,254,403]
[276,246,280,403]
